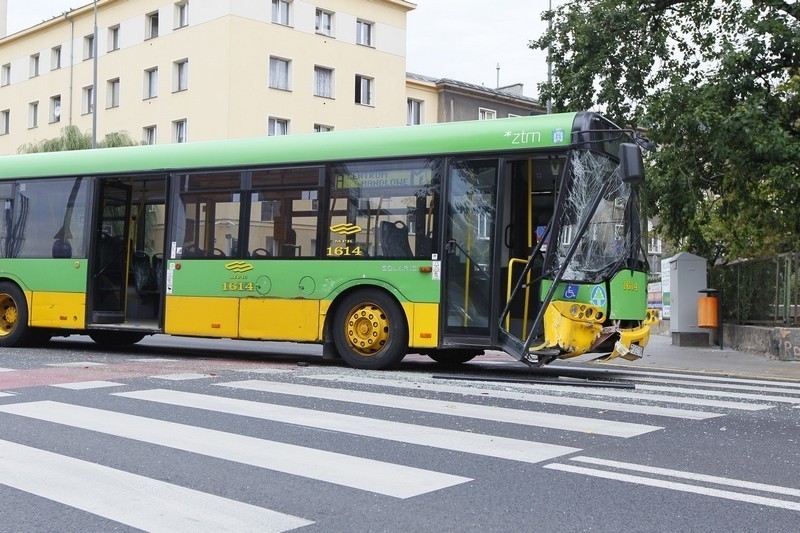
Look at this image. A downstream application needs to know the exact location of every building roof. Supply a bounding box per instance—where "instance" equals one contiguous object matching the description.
[407,72,540,105]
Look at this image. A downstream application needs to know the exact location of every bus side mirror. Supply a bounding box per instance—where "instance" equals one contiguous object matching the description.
[619,143,645,184]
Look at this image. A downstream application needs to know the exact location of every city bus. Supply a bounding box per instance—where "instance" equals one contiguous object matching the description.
[0,111,653,369]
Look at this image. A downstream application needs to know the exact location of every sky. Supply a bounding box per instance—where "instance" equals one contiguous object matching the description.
[6,0,559,99]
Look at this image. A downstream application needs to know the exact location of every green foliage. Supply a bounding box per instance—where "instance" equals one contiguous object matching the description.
[532,0,799,261]
[18,125,141,153]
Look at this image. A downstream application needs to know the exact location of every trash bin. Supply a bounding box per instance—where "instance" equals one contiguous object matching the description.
[697,295,718,328]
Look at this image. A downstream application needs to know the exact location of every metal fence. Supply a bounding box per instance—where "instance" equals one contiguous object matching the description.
[708,253,800,326]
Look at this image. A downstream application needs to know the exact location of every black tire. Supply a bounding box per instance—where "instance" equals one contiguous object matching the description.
[332,289,408,370]
[0,281,31,347]
[89,331,146,346]
[426,349,482,365]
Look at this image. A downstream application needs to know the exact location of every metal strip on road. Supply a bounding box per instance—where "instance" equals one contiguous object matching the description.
[0,438,313,532]
[116,388,581,464]
[299,375,722,421]
[0,368,15,372]
[219,380,663,438]
[0,401,470,499]
[544,461,800,512]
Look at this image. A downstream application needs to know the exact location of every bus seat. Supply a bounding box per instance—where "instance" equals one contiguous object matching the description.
[380,221,413,258]
[132,251,157,294]
[152,253,164,291]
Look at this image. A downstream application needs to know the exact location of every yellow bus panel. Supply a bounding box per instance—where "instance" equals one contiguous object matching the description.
[30,292,86,329]
[240,299,320,342]
[404,302,439,348]
[165,296,239,337]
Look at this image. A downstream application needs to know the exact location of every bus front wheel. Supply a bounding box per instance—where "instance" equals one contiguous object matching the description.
[0,282,31,347]
[332,289,408,370]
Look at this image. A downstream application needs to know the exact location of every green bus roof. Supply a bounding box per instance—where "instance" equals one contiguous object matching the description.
[0,112,579,179]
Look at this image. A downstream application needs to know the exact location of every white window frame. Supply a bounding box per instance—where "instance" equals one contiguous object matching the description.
[143,125,157,145]
[355,75,374,106]
[51,46,62,70]
[314,66,334,98]
[271,0,291,26]
[173,119,187,143]
[28,101,39,129]
[175,2,189,29]
[356,20,373,46]
[0,110,9,135]
[146,11,160,39]
[84,34,95,60]
[268,117,289,136]
[269,57,291,91]
[173,59,189,92]
[30,54,40,78]
[2,64,11,86]
[315,9,333,36]
[314,124,333,133]
[407,99,422,126]
[107,78,121,108]
[82,85,94,115]
[144,67,159,99]
[479,107,497,120]
[108,25,120,52]
[50,95,62,123]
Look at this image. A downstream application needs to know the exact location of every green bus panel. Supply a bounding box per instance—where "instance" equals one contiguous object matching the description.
[608,270,648,320]
[167,259,441,303]
[0,259,88,292]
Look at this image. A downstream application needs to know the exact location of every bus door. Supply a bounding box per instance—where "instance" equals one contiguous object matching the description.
[498,157,562,362]
[89,181,132,324]
[442,160,498,344]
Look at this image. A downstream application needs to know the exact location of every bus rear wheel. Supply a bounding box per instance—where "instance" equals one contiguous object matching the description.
[89,331,146,346]
[0,282,31,347]
[332,289,408,370]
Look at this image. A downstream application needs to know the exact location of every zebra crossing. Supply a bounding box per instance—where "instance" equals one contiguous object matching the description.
[1,364,800,530]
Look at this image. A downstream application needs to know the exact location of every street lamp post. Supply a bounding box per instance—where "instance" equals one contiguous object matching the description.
[547,0,552,115]
[91,0,98,148]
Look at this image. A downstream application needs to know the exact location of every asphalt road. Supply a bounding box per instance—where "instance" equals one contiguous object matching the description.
[1,336,799,532]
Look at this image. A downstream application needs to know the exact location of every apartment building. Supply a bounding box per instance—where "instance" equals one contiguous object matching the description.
[0,0,415,154]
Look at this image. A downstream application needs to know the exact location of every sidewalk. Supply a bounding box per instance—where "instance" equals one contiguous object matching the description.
[601,334,800,381]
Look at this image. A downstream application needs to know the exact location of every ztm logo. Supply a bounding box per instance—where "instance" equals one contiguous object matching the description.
[330,223,362,236]
[225,261,254,273]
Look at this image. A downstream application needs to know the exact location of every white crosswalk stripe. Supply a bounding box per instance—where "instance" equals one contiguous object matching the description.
[116,388,581,464]
[0,401,470,499]
[219,379,663,437]
[0,438,313,532]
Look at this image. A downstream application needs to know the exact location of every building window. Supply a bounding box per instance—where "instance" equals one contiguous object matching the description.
[407,99,422,125]
[50,96,62,123]
[107,78,120,108]
[174,59,189,92]
[30,54,40,78]
[269,57,291,90]
[84,34,95,60]
[356,20,373,46]
[143,125,157,145]
[28,102,39,128]
[314,124,333,133]
[355,75,374,105]
[173,119,187,143]
[0,110,9,135]
[144,67,158,99]
[82,85,94,115]
[109,26,120,51]
[1,64,10,86]
[271,0,291,26]
[479,108,497,120]
[51,46,62,70]
[314,66,334,98]
[268,117,289,136]
[315,9,333,36]
[175,2,189,28]
[147,11,160,39]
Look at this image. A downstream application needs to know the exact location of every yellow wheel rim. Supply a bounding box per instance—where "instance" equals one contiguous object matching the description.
[0,294,19,337]
[345,302,389,356]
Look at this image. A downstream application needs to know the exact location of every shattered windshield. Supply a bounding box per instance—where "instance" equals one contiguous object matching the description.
[550,149,642,283]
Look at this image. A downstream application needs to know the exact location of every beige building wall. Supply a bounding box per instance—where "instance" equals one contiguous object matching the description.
[0,0,414,154]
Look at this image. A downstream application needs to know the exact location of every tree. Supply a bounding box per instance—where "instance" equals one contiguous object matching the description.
[531,0,799,261]
[18,125,141,153]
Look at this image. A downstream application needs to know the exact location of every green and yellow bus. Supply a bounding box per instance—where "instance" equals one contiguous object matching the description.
[0,111,653,369]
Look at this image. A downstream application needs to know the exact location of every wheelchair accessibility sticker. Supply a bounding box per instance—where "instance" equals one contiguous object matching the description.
[563,284,580,300]
[590,286,607,308]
